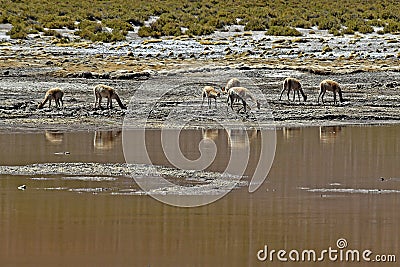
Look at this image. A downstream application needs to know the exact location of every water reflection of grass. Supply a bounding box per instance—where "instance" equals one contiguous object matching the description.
[1,0,400,42]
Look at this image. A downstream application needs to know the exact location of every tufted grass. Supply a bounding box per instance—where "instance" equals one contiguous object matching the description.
[1,0,400,41]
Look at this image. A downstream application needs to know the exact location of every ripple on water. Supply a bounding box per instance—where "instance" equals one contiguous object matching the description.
[305,188,400,194]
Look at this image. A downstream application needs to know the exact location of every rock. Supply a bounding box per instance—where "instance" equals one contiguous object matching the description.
[54,151,70,155]
[110,70,151,80]
[18,185,26,190]
[78,71,93,79]
[99,72,110,79]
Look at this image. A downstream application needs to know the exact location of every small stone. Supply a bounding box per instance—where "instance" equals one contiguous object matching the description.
[18,185,26,190]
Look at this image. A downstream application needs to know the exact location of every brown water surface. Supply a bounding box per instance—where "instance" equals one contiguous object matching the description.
[0,126,399,266]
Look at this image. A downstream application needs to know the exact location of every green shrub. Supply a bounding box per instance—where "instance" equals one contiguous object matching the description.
[4,0,400,39]
[345,19,373,33]
[342,27,355,34]
[186,24,214,36]
[44,29,62,38]
[329,28,342,36]
[104,19,134,32]
[383,20,400,33]
[162,22,182,36]
[367,19,386,27]
[358,24,374,34]
[41,15,75,29]
[291,19,312,29]
[266,26,302,36]
[7,23,28,39]
[244,18,268,31]
[316,16,341,30]
[138,26,161,38]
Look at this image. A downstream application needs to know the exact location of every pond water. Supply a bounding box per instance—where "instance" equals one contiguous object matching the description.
[0,125,399,266]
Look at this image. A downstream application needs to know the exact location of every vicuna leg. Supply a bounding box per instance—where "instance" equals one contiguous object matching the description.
[333,92,337,105]
[318,90,325,104]
[98,96,103,109]
[296,91,301,102]
[229,95,234,111]
[300,89,307,101]
[338,90,344,103]
[279,87,286,100]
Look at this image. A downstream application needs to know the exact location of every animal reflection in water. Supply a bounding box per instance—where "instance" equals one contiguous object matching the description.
[319,126,342,143]
[228,129,258,149]
[201,128,258,149]
[281,127,302,141]
[93,130,122,150]
[201,129,219,142]
[45,131,64,144]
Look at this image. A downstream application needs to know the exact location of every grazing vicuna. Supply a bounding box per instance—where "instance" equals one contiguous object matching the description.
[227,87,260,113]
[38,88,64,109]
[93,84,126,109]
[222,78,241,94]
[318,79,344,105]
[279,77,307,102]
[202,86,220,108]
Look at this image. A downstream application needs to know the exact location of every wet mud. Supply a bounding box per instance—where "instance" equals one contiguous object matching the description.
[0,69,400,131]
[1,28,400,130]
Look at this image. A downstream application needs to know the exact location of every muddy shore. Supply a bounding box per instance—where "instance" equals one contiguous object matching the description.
[1,28,400,131]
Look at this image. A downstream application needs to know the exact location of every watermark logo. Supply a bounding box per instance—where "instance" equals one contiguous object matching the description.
[257,238,396,263]
[122,70,276,207]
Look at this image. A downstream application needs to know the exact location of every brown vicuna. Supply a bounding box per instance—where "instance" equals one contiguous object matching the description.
[227,87,260,113]
[318,79,344,105]
[94,84,126,109]
[202,86,220,108]
[222,78,240,94]
[279,77,307,102]
[38,88,64,109]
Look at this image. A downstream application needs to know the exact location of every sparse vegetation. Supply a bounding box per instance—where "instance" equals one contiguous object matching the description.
[1,0,400,41]
[266,26,302,36]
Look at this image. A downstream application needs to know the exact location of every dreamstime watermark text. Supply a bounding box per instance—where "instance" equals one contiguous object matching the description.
[257,238,396,263]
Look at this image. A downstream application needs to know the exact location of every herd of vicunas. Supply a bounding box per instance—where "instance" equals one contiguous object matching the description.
[37,78,344,112]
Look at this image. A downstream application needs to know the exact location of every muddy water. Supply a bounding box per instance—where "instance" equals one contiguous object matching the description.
[0,126,399,266]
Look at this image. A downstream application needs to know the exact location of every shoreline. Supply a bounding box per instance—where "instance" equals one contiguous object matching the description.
[1,29,400,131]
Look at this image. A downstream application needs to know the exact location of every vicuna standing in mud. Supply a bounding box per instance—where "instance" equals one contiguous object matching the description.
[227,87,260,113]
[202,86,220,108]
[279,77,307,102]
[38,88,64,109]
[222,78,241,94]
[318,79,344,105]
[93,84,126,109]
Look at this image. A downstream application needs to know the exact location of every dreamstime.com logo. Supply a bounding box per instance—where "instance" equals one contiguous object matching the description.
[122,70,276,207]
[257,238,396,263]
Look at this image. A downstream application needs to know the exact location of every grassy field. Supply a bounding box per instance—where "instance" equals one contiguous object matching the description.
[1,0,400,42]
